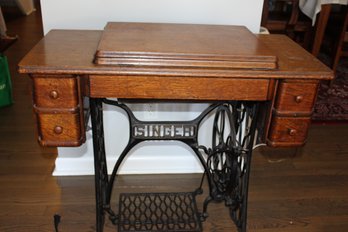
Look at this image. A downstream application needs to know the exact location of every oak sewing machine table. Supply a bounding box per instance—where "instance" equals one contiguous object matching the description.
[19,22,332,232]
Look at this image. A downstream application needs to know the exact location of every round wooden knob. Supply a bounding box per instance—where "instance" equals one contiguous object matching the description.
[49,90,59,99]
[295,95,303,103]
[54,126,63,134]
[288,129,297,136]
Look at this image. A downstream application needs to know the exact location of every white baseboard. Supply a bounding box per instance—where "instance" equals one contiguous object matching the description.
[53,153,204,176]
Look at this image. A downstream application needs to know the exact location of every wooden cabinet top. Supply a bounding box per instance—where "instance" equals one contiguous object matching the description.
[19,23,332,80]
[95,22,277,70]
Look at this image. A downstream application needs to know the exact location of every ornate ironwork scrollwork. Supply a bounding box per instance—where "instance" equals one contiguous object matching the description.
[89,99,259,232]
[198,102,259,232]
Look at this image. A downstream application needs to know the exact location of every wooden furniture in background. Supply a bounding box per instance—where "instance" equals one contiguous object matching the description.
[262,0,313,48]
[300,1,348,58]
[0,6,18,52]
[0,0,35,15]
[332,6,348,72]
[311,4,333,56]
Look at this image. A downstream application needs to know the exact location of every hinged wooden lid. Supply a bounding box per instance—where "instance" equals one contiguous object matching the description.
[94,22,277,70]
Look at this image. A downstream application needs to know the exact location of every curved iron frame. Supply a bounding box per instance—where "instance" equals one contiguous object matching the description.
[90,98,260,232]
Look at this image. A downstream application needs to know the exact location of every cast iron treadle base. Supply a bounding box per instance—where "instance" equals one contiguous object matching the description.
[118,192,202,232]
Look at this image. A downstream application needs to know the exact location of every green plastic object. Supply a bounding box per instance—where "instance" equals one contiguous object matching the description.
[0,54,13,107]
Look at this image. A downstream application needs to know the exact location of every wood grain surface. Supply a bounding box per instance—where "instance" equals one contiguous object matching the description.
[89,75,271,100]
[18,31,333,80]
[36,113,83,146]
[274,81,319,116]
[32,75,78,109]
[95,22,277,70]
[267,116,311,147]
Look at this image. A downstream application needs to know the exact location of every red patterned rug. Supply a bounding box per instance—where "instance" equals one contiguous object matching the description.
[313,57,348,121]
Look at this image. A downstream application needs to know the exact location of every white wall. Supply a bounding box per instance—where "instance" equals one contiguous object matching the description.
[40,0,265,175]
[41,0,263,33]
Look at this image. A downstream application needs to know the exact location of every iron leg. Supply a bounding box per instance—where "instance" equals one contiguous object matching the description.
[90,98,109,232]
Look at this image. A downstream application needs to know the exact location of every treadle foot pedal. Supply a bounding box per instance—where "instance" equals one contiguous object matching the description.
[118,192,202,232]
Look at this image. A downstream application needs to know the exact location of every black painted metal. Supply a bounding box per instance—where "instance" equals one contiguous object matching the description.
[53,214,61,232]
[198,102,259,232]
[90,98,113,232]
[89,98,260,232]
[118,192,202,232]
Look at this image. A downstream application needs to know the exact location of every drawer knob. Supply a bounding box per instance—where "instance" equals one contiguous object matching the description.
[295,95,303,103]
[288,129,297,136]
[54,126,63,134]
[49,90,59,99]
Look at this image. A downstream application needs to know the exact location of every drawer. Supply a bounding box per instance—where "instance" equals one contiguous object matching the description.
[89,75,271,101]
[274,81,319,115]
[267,116,311,147]
[36,113,84,146]
[33,76,79,109]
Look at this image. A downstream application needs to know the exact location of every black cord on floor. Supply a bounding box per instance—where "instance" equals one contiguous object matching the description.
[54,214,61,232]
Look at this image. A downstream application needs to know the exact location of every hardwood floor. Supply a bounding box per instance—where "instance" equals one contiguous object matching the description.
[0,6,348,232]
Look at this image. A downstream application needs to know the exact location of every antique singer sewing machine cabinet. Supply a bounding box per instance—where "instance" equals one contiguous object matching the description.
[19,23,332,232]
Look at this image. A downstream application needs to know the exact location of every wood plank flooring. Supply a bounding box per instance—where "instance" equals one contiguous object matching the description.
[0,5,348,232]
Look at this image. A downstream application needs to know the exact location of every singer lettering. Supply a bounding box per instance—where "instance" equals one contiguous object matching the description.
[133,124,196,139]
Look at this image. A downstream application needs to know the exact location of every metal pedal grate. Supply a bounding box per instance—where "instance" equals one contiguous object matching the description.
[118,192,202,232]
